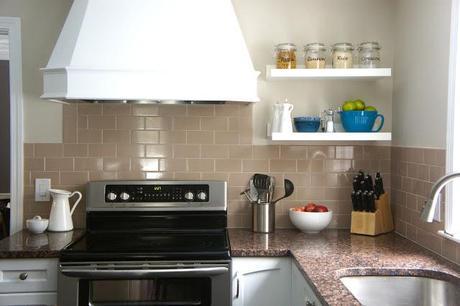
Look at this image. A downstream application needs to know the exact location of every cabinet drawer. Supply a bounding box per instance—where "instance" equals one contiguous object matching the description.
[0,292,57,306]
[0,259,58,293]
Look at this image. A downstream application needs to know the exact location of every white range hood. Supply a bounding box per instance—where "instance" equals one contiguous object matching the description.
[41,0,259,103]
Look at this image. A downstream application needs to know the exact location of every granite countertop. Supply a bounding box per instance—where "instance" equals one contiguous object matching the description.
[1,228,459,305]
[0,229,85,258]
[229,229,460,305]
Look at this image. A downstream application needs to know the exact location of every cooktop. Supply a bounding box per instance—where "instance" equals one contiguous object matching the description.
[61,180,230,262]
[60,230,231,262]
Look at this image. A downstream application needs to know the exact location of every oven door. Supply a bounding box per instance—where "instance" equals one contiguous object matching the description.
[58,262,231,306]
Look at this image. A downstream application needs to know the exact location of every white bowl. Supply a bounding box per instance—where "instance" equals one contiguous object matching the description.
[26,216,49,234]
[289,209,333,233]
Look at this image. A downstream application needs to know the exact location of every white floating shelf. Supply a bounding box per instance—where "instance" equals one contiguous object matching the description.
[270,132,392,142]
[266,65,392,80]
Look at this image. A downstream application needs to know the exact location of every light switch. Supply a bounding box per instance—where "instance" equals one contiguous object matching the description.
[35,178,51,202]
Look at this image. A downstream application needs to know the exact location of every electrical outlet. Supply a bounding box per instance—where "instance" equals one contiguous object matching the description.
[35,178,51,201]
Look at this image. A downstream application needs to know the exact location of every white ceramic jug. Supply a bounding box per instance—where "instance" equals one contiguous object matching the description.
[279,102,294,133]
[48,189,82,232]
[271,102,282,133]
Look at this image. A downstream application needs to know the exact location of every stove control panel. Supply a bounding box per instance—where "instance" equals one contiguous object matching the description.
[105,184,209,203]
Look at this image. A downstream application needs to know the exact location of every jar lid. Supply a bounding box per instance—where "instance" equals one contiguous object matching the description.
[332,42,354,51]
[304,43,327,51]
[275,43,297,51]
[358,41,381,50]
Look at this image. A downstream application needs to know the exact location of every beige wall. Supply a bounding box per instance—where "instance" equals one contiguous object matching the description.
[392,0,452,149]
[391,0,456,264]
[0,0,72,143]
[234,0,395,144]
[4,0,396,143]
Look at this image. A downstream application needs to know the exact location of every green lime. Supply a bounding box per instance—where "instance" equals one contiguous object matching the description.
[365,106,377,111]
[353,99,366,110]
[342,101,356,111]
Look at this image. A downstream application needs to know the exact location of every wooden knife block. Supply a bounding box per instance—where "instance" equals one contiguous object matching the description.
[350,192,394,236]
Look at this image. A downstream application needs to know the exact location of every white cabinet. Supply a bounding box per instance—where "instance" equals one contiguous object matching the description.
[232,257,292,306]
[232,257,321,306]
[291,262,322,306]
[0,258,58,306]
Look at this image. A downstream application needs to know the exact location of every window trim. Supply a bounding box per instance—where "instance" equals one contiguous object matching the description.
[445,0,460,239]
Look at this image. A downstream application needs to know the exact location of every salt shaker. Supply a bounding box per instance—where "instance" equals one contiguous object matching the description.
[323,109,335,133]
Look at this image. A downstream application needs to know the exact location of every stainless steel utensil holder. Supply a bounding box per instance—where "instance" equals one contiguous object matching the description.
[251,201,275,233]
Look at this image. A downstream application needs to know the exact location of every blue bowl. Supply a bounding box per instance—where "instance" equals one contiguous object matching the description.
[340,111,384,132]
[294,116,321,132]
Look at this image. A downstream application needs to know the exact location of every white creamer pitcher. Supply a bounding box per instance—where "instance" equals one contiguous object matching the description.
[48,189,82,232]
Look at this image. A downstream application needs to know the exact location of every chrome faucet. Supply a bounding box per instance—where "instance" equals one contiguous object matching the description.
[421,171,460,222]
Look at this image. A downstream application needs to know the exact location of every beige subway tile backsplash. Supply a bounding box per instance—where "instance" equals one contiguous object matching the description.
[132,130,160,144]
[34,144,63,157]
[392,146,460,266]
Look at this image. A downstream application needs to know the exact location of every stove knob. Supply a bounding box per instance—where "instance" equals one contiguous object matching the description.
[184,192,194,201]
[197,191,207,201]
[106,192,117,201]
[120,192,130,201]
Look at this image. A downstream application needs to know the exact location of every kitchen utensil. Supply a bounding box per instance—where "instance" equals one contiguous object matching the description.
[369,191,376,212]
[240,189,255,202]
[340,110,384,132]
[351,191,357,211]
[293,116,321,132]
[289,209,333,234]
[375,172,385,199]
[48,189,82,232]
[26,216,49,234]
[272,179,294,205]
[352,179,360,192]
[356,190,363,211]
[268,176,275,202]
[350,192,393,236]
[253,174,271,202]
[279,101,294,133]
[252,202,275,233]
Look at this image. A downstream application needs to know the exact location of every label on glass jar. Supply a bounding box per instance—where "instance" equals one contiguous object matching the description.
[333,51,353,68]
[306,56,326,69]
[276,50,296,69]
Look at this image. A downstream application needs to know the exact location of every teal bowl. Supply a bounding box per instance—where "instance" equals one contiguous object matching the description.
[340,111,384,132]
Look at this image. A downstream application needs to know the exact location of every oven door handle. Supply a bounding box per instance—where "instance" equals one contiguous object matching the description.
[60,267,229,279]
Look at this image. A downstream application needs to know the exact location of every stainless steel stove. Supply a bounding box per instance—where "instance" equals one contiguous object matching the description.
[58,180,231,306]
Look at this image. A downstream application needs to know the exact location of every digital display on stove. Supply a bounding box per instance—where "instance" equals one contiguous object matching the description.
[105,184,209,203]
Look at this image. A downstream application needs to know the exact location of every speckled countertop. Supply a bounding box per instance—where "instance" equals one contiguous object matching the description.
[1,229,459,305]
[229,229,460,305]
[0,229,84,258]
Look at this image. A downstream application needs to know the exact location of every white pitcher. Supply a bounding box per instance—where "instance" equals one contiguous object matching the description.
[271,102,282,133]
[279,102,294,133]
[48,189,82,232]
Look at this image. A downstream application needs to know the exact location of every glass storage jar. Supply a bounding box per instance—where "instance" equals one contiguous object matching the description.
[303,43,327,69]
[332,43,354,68]
[275,43,297,69]
[358,42,381,68]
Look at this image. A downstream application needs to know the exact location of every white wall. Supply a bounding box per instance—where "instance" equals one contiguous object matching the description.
[392,0,452,149]
[0,0,72,143]
[233,0,396,144]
